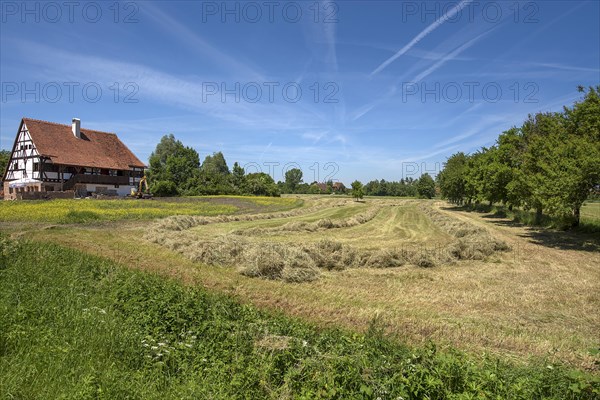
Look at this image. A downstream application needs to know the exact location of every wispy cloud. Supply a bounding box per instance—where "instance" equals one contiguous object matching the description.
[10,40,330,132]
[524,62,600,73]
[412,28,495,82]
[370,0,473,76]
[140,3,265,80]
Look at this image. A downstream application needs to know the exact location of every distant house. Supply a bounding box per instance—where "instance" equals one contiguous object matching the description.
[314,182,346,194]
[2,118,146,200]
[332,182,346,193]
[316,182,328,193]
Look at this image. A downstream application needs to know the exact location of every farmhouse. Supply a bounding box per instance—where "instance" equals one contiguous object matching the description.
[2,118,146,200]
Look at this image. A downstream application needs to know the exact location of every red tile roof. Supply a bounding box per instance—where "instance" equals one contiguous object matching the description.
[22,118,146,170]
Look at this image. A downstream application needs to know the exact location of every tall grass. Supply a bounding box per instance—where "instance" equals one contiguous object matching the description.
[1,235,598,399]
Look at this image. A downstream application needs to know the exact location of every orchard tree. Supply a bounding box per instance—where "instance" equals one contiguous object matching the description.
[538,86,600,226]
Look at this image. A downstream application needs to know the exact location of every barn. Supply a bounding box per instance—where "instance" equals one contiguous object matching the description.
[2,118,146,200]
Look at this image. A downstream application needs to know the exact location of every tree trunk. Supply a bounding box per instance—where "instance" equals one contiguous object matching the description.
[572,207,580,228]
[535,206,543,225]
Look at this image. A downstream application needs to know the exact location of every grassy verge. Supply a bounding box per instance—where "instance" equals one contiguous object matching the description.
[1,236,598,399]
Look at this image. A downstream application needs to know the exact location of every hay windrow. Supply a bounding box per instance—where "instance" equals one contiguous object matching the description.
[148,199,350,233]
[230,206,382,236]
[419,205,511,260]
[145,200,512,282]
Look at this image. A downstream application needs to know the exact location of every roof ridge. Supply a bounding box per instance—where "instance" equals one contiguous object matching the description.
[23,117,117,135]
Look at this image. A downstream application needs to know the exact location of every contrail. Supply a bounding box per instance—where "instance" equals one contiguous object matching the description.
[370,0,473,77]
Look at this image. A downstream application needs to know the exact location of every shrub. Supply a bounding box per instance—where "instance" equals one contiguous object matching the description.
[150,180,178,197]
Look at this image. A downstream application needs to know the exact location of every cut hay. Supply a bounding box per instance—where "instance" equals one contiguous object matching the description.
[230,205,382,236]
[145,199,513,283]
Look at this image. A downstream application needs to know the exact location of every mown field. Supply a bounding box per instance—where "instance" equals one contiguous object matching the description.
[1,237,598,399]
[1,196,599,398]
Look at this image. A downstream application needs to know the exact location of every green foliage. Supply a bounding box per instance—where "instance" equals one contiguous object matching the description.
[364,178,418,197]
[439,86,600,228]
[1,238,599,399]
[284,168,303,193]
[201,151,230,176]
[147,134,200,190]
[147,135,279,197]
[417,173,436,199]
[0,149,10,180]
[351,180,364,201]
[150,180,178,197]
[438,152,468,204]
[231,162,246,193]
[245,173,280,197]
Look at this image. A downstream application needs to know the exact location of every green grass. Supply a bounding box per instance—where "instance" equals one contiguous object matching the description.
[1,235,598,399]
[581,202,600,230]
[462,201,600,233]
[0,196,301,224]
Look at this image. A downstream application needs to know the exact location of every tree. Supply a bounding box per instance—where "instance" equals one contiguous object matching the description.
[230,162,246,193]
[0,150,10,179]
[536,86,600,226]
[245,173,280,197]
[438,152,468,204]
[147,134,200,194]
[416,173,436,199]
[201,152,230,176]
[437,86,600,228]
[284,168,303,193]
[151,180,178,197]
[351,180,364,201]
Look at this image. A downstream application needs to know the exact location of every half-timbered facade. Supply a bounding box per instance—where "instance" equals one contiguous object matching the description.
[3,118,146,200]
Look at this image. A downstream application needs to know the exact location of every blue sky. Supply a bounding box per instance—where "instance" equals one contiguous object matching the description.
[1,0,599,184]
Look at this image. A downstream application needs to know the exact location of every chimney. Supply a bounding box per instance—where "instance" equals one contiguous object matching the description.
[72,118,81,138]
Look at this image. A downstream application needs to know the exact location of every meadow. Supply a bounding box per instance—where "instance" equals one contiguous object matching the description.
[1,196,599,397]
[0,196,302,223]
[1,236,598,399]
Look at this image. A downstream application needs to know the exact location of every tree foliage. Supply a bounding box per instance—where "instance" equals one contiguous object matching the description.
[351,180,364,201]
[438,86,600,227]
[284,168,303,193]
[147,135,279,197]
[0,150,10,180]
[416,173,436,199]
[148,134,200,195]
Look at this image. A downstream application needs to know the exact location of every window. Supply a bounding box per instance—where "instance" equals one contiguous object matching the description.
[13,162,18,170]
[8,188,12,194]
[33,162,39,172]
